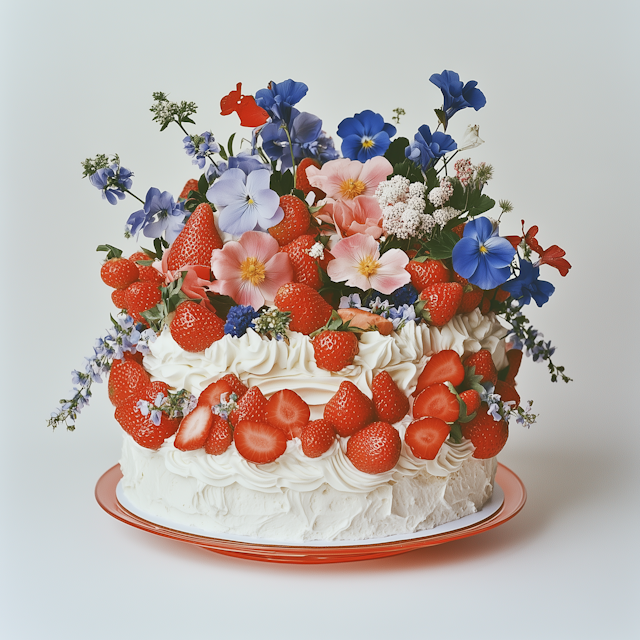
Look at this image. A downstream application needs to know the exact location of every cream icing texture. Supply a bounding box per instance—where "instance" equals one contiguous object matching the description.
[118,309,507,541]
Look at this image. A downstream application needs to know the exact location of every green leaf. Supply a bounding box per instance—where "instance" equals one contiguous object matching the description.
[270,169,294,197]
[227,132,236,158]
[218,145,228,161]
[292,188,306,201]
[449,423,462,443]
[384,137,410,166]
[425,167,439,191]
[422,230,459,260]
[198,173,209,195]
[96,244,122,260]
[393,158,423,183]
[434,108,448,130]
[447,180,467,211]
[468,194,495,218]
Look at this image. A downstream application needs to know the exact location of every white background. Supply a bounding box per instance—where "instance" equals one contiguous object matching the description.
[2,0,639,638]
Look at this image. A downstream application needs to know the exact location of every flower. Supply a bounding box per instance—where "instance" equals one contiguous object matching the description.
[206,168,283,236]
[337,110,397,162]
[126,187,187,243]
[160,254,216,313]
[458,124,485,151]
[224,305,260,337]
[405,125,457,171]
[501,258,555,307]
[183,131,220,169]
[209,231,293,308]
[255,79,308,125]
[327,233,410,294]
[317,196,384,239]
[306,157,392,202]
[451,217,516,290]
[89,163,133,205]
[429,70,486,121]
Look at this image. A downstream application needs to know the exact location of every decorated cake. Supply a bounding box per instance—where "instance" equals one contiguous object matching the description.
[50,72,571,542]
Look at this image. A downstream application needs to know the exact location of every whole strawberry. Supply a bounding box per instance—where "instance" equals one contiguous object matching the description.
[296,158,326,201]
[108,361,150,407]
[111,288,127,310]
[464,349,498,386]
[323,381,376,437]
[114,396,180,448]
[179,178,199,200]
[460,405,509,459]
[204,415,233,455]
[274,282,333,335]
[372,371,409,424]
[452,274,484,313]
[124,281,162,325]
[230,386,268,428]
[405,259,450,291]
[101,257,139,290]
[129,251,164,285]
[312,331,359,372]
[300,420,336,458]
[419,282,463,326]
[166,203,223,270]
[346,422,401,474]
[170,301,225,353]
[281,234,331,290]
[268,195,310,246]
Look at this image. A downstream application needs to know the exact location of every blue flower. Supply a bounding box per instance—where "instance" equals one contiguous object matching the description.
[405,125,457,171]
[337,110,397,162]
[126,187,187,243]
[89,163,133,205]
[255,79,308,125]
[183,131,220,170]
[451,217,516,290]
[501,258,555,307]
[261,110,323,170]
[206,167,283,235]
[430,70,486,121]
[369,283,418,307]
[224,305,260,337]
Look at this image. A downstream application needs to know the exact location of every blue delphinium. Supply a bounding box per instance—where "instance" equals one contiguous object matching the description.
[224,305,260,337]
[337,110,397,162]
[183,131,221,169]
[405,124,457,171]
[89,163,134,205]
[501,258,555,307]
[430,70,486,121]
[451,217,516,290]
[255,79,308,126]
[126,187,187,243]
[261,110,323,170]
[379,283,419,307]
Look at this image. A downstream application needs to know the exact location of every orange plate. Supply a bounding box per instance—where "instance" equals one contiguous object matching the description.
[95,463,525,564]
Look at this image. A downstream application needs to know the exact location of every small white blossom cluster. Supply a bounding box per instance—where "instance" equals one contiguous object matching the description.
[427,178,454,208]
[376,176,434,240]
[307,242,325,259]
[455,158,473,185]
[432,206,459,227]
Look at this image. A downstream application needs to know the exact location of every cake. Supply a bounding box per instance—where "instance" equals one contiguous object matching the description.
[51,72,571,543]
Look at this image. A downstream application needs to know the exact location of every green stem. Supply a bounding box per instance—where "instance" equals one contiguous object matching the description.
[125,189,145,204]
[282,123,297,189]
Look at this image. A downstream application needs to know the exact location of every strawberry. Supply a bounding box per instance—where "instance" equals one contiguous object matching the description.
[451,223,466,238]
[419,282,463,326]
[495,380,520,408]
[234,420,288,464]
[300,420,336,458]
[460,405,509,459]
[413,383,460,422]
[296,158,326,201]
[111,288,128,309]
[281,234,330,290]
[464,349,498,386]
[504,349,523,386]
[198,379,234,408]
[414,350,465,395]
[265,389,310,439]
[174,405,214,451]
[114,397,180,448]
[108,361,150,407]
[372,371,409,424]
[269,195,310,246]
[404,417,451,460]
[452,274,484,314]
[101,257,139,290]
[405,259,450,291]
[495,288,510,303]
[204,414,233,455]
[323,381,376,437]
[312,331,359,372]
[170,301,225,353]
[111,351,145,368]
[129,252,165,285]
[274,282,333,335]
[220,374,248,399]
[459,389,481,414]
[229,386,268,428]
[124,281,162,324]
[166,203,223,271]
[346,422,401,474]
[179,178,199,200]
[337,308,394,336]
[143,380,170,402]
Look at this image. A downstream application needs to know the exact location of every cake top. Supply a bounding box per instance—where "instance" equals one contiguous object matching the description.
[49,71,572,471]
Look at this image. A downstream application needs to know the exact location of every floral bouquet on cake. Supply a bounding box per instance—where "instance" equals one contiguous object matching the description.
[49,71,571,472]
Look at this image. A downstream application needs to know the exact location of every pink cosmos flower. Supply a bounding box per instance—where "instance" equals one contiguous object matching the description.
[209,231,293,309]
[158,255,217,313]
[327,233,410,294]
[317,195,384,239]
[306,157,392,202]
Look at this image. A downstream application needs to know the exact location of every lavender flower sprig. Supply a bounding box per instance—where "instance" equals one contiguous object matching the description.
[137,388,196,425]
[481,387,537,428]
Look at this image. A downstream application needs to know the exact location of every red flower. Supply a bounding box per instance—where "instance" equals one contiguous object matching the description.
[220,83,269,128]
[520,220,571,277]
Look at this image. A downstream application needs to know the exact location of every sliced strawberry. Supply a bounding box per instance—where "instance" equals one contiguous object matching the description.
[300,420,335,458]
[234,420,288,464]
[464,349,498,386]
[265,389,310,439]
[461,405,509,459]
[459,389,481,415]
[108,361,150,407]
[413,383,460,422]
[220,374,248,399]
[372,371,409,424]
[414,349,465,395]
[405,417,451,460]
[346,422,401,474]
[204,415,233,455]
[229,386,268,428]
[198,380,234,408]
[174,405,214,451]
[323,381,376,437]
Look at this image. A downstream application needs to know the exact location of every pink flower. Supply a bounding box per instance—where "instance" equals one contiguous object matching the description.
[306,157,392,202]
[209,231,293,308]
[327,234,410,294]
[318,196,384,239]
[159,255,217,313]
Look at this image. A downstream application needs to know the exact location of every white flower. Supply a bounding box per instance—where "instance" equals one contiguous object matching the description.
[458,124,485,151]
[308,242,325,259]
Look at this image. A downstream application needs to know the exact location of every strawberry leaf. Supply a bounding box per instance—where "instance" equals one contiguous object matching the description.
[449,423,462,443]
[96,244,123,260]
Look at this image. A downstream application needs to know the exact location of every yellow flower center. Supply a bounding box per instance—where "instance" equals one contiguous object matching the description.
[479,244,488,254]
[361,138,375,149]
[358,255,381,278]
[240,257,266,285]
[339,178,366,200]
